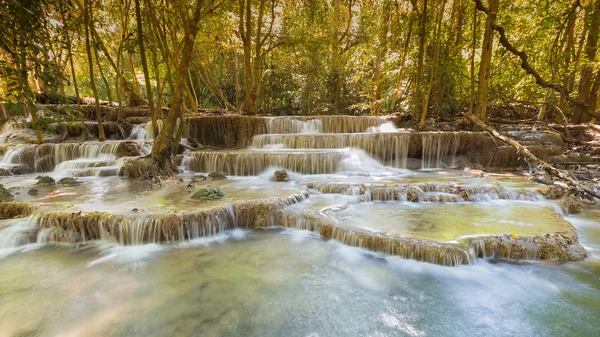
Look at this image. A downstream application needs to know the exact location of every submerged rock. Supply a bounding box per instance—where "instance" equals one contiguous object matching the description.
[208,172,227,181]
[270,169,290,182]
[0,187,14,201]
[35,176,56,186]
[27,189,39,196]
[58,177,81,186]
[190,187,226,201]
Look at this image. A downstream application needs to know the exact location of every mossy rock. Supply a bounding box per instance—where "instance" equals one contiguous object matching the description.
[208,172,227,181]
[0,187,14,201]
[190,187,226,201]
[27,189,39,196]
[58,177,81,186]
[35,176,56,186]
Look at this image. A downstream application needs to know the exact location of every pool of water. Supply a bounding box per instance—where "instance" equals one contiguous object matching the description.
[330,200,570,242]
[0,226,598,337]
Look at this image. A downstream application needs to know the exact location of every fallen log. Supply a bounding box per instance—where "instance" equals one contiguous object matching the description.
[465,113,600,199]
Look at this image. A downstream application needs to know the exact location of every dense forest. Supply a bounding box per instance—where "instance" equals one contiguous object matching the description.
[2,0,600,168]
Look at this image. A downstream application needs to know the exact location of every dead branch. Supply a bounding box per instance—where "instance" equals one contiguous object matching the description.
[464,112,600,199]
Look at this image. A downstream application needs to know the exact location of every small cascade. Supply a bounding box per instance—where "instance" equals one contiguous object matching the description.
[266,116,388,134]
[0,120,23,143]
[252,133,411,168]
[421,132,460,169]
[130,124,148,140]
[0,215,41,249]
[0,146,25,166]
[267,118,323,134]
[307,182,541,202]
[183,149,352,175]
[27,193,309,245]
[323,225,475,266]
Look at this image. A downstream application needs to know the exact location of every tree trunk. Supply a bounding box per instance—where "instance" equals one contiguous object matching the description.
[150,0,206,169]
[372,0,391,116]
[332,0,342,114]
[390,14,414,114]
[84,0,105,141]
[419,0,448,129]
[572,0,600,124]
[414,0,428,118]
[135,0,156,126]
[468,4,478,115]
[474,0,499,124]
[58,0,88,140]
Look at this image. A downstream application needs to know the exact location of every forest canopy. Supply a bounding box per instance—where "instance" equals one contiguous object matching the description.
[1,0,600,125]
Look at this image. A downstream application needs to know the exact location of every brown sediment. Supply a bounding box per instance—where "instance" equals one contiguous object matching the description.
[0,201,36,220]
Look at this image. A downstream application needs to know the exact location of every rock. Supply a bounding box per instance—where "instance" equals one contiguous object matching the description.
[126,117,151,124]
[565,244,589,261]
[406,187,423,202]
[539,185,567,199]
[0,201,35,220]
[270,169,290,182]
[121,157,160,178]
[190,187,226,201]
[35,176,56,186]
[116,141,142,157]
[58,177,81,186]
[0,187,14,201]
[27,189,39,196]
[559,196,581,214]
[208,172,227,181]
[132,208,139,212]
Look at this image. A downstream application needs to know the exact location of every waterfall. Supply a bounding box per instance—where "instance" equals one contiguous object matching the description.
[266,116,388,134]
[130,124,148,140]
[421,132,460,169]
[183,149,353,175]
[252,133,411,168]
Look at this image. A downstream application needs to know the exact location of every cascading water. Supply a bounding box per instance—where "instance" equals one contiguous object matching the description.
[421,132,460,169]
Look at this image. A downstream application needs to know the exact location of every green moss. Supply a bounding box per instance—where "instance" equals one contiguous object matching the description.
[190,187,226,201]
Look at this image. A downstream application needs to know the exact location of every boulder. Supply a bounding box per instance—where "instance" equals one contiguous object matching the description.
[35,176,56,186]
[558,196,581,214]
[270,169,290,182]
[27,189,39,196]
[0,187,14,201]
[121,157,160,178]
[58,177,81,186]
[190,187,226,201]
[116,141,142,157]
[208,172,227,181]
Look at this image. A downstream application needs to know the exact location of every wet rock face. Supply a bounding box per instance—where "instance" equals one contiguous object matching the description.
[0,187,14,201]
[35,176,56,186]
[121,157,160,178]
[540,185,567,200]
[116,141,143,157]
[58,177,81,186]
[270,169,290,182]
[208,172,227,181]
[559,196,582,214]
